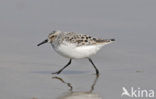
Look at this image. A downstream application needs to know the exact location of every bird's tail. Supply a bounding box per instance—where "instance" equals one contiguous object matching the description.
[96,39,115,45]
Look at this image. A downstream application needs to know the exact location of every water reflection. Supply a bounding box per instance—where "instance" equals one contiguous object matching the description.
[52,75,102,99]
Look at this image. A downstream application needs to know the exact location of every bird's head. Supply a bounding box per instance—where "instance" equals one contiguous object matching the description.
[37,30,61,46]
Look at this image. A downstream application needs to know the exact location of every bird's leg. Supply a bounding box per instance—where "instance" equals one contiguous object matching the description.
[52,59,72,74]
[88,58,99,75]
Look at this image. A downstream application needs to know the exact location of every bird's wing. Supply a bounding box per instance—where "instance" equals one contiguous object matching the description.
[63,32,96,46]
[63,32,114,46]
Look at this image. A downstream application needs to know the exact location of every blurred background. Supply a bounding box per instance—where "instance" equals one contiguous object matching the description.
[0,0,156,99]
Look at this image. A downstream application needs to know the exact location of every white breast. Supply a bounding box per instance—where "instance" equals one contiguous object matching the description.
[53,42,104,59]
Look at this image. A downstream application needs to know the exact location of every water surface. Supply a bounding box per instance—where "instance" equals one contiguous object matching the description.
[0,0,156,99]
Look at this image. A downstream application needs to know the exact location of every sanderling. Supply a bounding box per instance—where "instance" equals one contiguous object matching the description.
[37,30,115,75]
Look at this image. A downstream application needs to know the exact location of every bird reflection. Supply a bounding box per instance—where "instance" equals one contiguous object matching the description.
[52,75,102,99]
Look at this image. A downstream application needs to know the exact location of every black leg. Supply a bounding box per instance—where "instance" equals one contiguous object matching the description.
[52,59,72,74]
[88,58,99,75]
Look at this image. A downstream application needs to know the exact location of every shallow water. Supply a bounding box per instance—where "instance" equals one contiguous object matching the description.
[0,0,156,99]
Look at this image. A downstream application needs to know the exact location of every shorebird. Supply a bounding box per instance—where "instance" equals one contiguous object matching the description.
[37,30,115,75]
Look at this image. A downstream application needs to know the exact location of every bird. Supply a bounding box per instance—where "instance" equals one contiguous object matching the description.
[37,30,115,75]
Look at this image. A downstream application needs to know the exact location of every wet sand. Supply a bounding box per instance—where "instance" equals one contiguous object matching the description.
[0,0,156,99]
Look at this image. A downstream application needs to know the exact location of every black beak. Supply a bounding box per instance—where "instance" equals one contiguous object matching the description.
[37,39,48,46]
